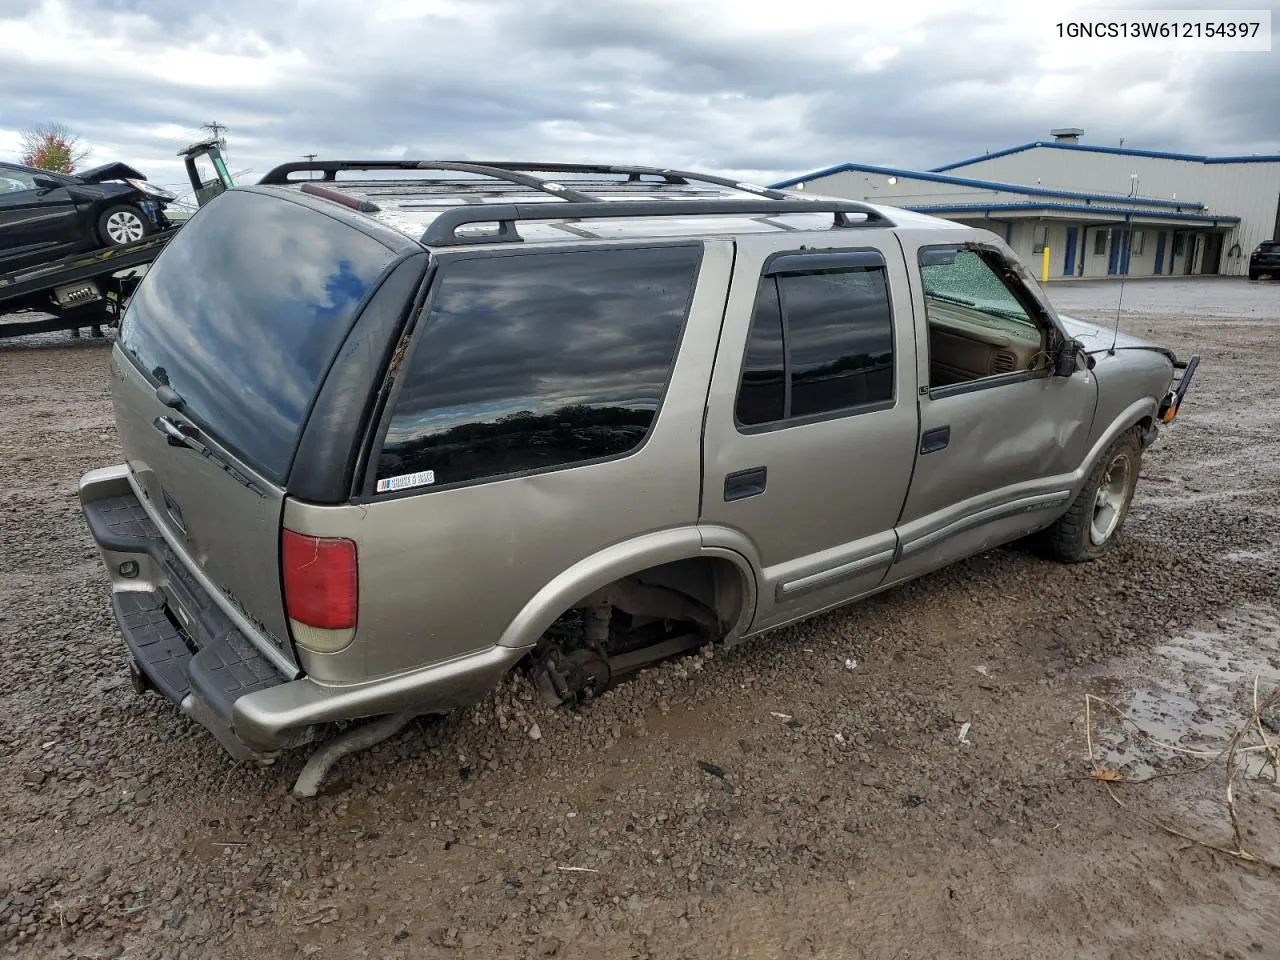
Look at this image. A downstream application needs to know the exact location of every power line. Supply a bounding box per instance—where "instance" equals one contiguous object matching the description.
[202,121,228,140]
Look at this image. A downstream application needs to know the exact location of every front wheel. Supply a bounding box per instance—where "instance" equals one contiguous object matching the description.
[1040,429,1142,563]
[1249,269,1261,281]
[97,204,151,247]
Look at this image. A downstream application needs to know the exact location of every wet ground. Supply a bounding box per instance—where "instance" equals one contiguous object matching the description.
[2,277,1279,959]
[1048,274,1280,320]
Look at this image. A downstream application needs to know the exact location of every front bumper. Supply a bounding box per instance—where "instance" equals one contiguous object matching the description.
[1157,354,1200,425]
[79,465,526,761]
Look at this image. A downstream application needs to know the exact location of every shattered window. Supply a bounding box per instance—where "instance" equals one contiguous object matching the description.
[918,249,1033,327]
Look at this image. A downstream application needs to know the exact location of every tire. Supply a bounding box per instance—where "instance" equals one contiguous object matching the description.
[97,204,151,247]
[1040,428,1142,563]
[1249,269,1261,281]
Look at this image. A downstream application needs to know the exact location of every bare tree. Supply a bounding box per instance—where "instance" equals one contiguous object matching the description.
[19,123,91,173]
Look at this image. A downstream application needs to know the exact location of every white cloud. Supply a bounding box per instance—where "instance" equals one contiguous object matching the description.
[0,0,1275,188]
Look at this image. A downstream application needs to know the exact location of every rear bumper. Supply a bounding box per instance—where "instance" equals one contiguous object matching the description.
[80,465,526,759]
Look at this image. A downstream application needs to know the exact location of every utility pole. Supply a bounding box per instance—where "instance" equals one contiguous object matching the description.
[201,121,229,167]
[302,153,318,180]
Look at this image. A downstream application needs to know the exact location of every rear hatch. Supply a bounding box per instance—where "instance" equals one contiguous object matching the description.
[111,188,398,666]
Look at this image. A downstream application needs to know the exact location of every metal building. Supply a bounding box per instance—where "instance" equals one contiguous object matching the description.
[771,130,1280,279]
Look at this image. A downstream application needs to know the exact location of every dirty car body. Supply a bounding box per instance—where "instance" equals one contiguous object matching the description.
[0,160,174,271]
[79,162,1197,770]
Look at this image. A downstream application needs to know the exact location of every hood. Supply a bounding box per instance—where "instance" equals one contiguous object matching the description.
[76,161,148,184]
[1057,313,1175,361]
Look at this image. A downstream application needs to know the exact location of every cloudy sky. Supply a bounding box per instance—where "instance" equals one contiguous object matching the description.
[1,0,1277,198]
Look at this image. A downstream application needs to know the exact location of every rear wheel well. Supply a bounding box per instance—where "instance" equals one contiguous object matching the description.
[524,557,753,704]
[561,556,750,642]
[626,556,749,636]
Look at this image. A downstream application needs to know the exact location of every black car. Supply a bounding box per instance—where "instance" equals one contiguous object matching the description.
[0,160,175,272]
[1249,240,1280,281]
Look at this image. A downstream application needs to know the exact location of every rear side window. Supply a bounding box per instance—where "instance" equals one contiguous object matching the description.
[735,256,895,427]
[374,245,702,492]
[119,190,396,481]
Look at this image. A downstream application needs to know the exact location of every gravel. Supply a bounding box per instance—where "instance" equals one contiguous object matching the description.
[2,287,1279,959]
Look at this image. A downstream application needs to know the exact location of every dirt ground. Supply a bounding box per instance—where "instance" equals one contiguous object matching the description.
[2,277,1279,960]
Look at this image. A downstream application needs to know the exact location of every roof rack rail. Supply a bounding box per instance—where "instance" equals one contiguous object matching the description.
[421,199,893,247]
[475,162,798,200]
[258,160,601,202]
[259,160,426,183]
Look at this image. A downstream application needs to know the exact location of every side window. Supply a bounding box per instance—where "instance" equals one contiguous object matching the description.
[1032,225,1048,254]
[736,279,786,425]
[734,254,895,428]
[0,169,37,193]
[374,245,701,491]
[917,247,1047,390]
[1094,230,1108,256]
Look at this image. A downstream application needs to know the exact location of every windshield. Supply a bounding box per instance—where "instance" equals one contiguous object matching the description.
[919,249,1035,326]
[118,190,396,482]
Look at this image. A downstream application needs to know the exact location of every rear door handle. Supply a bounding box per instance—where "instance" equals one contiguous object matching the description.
[724,466,767,501]
[920,426,951,454]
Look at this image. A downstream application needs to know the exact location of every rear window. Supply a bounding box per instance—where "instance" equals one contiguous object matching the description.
[119,190,396,481]
[374,244,702,492]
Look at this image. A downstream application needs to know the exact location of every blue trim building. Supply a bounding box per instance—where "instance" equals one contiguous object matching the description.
[769,132,1280,278]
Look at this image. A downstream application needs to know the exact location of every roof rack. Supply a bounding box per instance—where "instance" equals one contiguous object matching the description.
[257,159,797,201]
[472,162,799,200]
[259,160,601,202]
[422,199,893,247]
[255,160,895,243]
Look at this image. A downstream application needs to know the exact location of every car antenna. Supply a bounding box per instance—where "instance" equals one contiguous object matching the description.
[1109,172,1138,355]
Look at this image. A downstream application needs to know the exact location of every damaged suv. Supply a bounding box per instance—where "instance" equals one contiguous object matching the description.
[80,161,1197,786]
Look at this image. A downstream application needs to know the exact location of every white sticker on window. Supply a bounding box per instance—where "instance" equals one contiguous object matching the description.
[376,470,436,493]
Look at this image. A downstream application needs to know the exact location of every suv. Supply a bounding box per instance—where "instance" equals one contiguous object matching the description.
[1249,240,1280,280]
[79,161,1197,772]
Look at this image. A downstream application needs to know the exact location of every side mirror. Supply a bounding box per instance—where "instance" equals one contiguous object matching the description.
[31,174,60,191]
[1055,339,1090,377]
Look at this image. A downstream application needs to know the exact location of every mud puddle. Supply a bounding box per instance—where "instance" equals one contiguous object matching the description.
[1093,606,1280,777]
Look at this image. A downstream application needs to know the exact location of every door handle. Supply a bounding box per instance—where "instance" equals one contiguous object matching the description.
[724,466,767,501]
[920,426,951,454]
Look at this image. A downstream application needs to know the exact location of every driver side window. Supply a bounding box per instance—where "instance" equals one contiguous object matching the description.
[918,247,1049,392]
[0,170,37,194]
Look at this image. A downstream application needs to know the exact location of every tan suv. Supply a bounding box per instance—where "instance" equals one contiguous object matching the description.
[79,161,1197,786]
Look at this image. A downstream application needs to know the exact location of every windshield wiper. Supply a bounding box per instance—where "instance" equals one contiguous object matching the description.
[152,416,265,497]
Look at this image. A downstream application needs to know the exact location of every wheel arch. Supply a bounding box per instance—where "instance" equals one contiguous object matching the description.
[496,527,759,651]
[1073,396,1158,492]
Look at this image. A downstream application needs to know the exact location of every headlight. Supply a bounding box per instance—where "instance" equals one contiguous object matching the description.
[125,178,176,201]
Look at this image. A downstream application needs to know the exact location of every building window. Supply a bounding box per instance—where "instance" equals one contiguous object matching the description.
[1173,233,1186,256]
[1131,230,1145,255]
[375,245,701,491]
[1032,225,1048,254]
[735,259,895,427]
[1093,230,1108,256]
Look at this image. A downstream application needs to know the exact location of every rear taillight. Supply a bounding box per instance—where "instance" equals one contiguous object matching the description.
[281,529,358,654]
